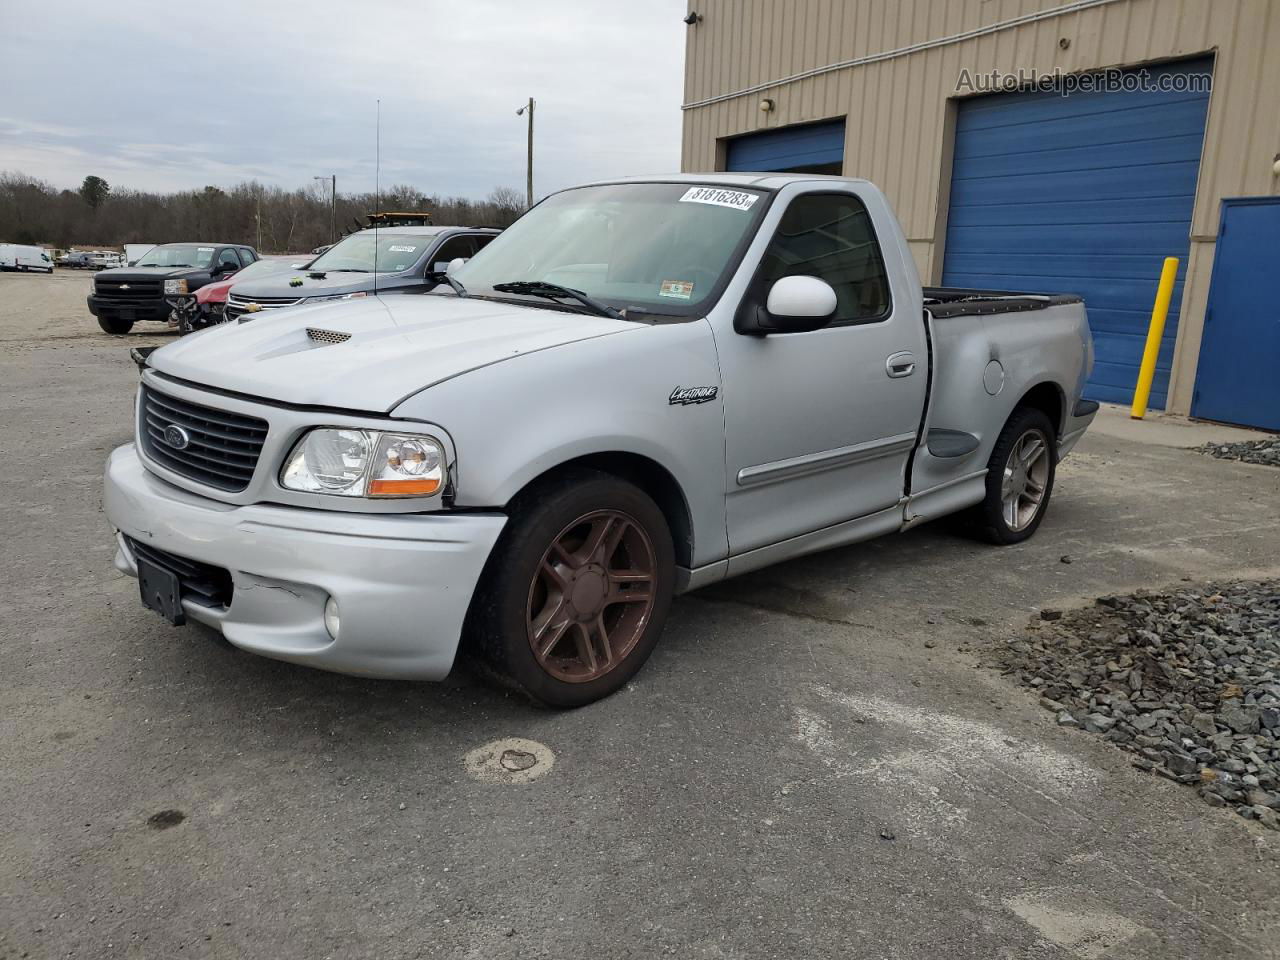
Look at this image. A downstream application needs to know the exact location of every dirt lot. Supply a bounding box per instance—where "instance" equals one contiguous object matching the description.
[2,270,1279,959]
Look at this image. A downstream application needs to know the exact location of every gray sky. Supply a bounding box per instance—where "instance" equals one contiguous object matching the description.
[1,0,688,199]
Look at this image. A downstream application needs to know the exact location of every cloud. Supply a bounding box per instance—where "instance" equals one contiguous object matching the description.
[0,0,688,198]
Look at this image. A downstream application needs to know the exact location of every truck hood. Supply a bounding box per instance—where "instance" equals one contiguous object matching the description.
[147,295,638,412]
[230,271,387,301]
[97,265,209,281]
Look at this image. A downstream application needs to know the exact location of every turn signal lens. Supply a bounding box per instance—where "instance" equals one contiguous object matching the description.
[368,434,444,497]
[368,476,441,496]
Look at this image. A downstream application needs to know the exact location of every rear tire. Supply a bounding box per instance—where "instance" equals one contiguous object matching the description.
[966,406,1057,545]
[464,469,675,708]
[97,315,134,335]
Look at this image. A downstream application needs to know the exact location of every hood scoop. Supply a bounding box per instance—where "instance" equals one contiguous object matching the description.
[306,327,352,345]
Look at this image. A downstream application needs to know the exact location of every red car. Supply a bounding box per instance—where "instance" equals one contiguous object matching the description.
[171,255,309,333]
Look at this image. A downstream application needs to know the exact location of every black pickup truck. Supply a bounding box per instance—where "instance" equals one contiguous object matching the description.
[89,242,259,334]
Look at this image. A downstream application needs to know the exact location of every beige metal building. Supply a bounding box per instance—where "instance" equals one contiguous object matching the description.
[680,0,1280,425]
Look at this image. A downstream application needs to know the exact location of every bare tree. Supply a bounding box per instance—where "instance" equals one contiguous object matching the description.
[0,172,530,252]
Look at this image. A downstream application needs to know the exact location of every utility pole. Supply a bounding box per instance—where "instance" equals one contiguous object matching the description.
[314,174,337,243]
[516,98,534,208]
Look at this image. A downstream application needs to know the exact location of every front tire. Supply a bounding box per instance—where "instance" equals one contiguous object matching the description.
[465,469,675,708]
[97,315,134,335]
[968,406,1057,545]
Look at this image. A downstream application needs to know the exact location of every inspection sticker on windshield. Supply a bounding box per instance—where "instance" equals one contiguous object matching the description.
[678,186,759,211]
[197,246,215,252]
[388,245,417,253]
[659,280,694,300]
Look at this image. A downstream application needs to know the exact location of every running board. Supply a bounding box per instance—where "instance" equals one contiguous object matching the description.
[926,428,980,459]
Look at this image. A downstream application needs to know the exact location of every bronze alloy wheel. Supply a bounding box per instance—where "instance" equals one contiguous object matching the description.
[526,509,657,683]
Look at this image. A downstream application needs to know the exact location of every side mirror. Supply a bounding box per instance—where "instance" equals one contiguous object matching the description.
[736,275,838,335]
[427,258,467,284]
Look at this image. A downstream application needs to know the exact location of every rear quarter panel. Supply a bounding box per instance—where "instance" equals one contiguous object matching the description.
[910,302,1091,496]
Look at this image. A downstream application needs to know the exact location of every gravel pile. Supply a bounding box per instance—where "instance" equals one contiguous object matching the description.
[1199,436,1280,467]
[999,581,1280,829]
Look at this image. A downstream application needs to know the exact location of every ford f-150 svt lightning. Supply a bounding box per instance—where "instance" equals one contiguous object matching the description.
[103,174,1098,707]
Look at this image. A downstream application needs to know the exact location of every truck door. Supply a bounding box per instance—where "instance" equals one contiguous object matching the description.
[716,188,928,556]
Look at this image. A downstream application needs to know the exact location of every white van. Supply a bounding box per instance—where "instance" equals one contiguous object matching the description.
[0,244,54,273]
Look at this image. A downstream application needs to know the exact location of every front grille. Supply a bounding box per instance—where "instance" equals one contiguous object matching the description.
[126,536,233,608]
[96,278,162,300]
[231,294,305,306]
[306,327,351,344]
[225,293,304,319]
[139,386,269,492]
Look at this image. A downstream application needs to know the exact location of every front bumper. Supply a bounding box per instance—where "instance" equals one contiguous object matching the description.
[104,443,507,680]
[87,295,171,322]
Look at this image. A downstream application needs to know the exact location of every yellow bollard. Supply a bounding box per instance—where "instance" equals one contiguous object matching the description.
[1130,256,1180,420]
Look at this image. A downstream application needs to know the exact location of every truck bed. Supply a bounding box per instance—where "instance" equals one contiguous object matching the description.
[923,286,1083,319]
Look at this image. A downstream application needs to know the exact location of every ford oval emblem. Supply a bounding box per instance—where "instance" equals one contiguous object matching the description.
[163,424,190,450]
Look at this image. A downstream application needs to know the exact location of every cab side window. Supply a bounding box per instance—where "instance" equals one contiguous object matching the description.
[428,236,475,274]
[217,249,241,272]
[756,193,891,325]
[472,234,496,254]
[238,248,257,265]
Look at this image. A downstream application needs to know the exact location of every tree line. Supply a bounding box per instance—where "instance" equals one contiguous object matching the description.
[0,172,527,253]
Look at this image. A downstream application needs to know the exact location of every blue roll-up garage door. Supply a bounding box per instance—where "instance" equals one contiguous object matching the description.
[941,57,1212,408]
[726,119,845,175]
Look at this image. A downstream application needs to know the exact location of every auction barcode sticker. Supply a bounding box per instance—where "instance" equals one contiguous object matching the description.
[678,186,759,211]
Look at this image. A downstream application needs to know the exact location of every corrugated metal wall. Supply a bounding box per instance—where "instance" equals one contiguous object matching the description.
[680,0,1280,416]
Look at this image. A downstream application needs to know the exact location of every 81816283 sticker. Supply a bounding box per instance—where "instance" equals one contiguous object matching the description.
[677,186,759,211]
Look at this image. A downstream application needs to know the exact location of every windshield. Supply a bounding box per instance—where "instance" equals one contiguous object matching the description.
[134,244,218,268]
[307,232,427,274]
[453,182,768,314]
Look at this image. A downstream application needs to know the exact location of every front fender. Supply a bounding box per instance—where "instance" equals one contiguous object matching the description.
[393,318,730,568]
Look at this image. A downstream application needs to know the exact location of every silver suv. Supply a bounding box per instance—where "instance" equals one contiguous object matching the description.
[224,225,499,320]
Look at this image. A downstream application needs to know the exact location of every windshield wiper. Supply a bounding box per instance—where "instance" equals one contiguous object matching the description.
[328,268,370,273]
[491,281,623,320]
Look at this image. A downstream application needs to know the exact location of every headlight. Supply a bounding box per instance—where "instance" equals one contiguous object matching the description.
[305,292,368,304]
[280,428,445,498]
[90,277,97,295]
[164,279,189,295]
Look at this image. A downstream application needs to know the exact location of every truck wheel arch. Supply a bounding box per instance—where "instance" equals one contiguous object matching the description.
[501,451,695,570]
[1014,381,1065,435]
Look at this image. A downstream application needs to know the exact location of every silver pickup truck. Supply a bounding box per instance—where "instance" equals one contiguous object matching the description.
[104,174,1098,707]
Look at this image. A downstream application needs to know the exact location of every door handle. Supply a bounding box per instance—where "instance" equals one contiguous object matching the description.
[886,351,916,378]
